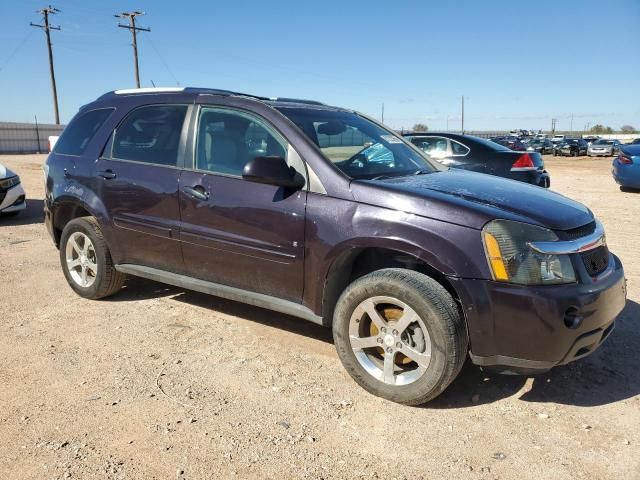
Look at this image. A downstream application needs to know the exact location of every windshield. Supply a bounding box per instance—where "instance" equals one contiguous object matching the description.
[276,107,441,179]
[594,139,614,145]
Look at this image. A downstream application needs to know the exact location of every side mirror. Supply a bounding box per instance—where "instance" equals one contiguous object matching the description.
[242,156,305,189]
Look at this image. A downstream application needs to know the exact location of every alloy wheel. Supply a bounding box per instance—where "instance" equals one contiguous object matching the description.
[348,296,432,386]
[65,231,98,288]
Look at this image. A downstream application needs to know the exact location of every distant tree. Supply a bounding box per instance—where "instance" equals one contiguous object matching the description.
[590,124,614,134]
[620,125,637,134]
[412,123,428,132]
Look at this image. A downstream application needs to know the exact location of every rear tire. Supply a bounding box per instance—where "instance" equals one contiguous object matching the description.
[332,268,468,405]
[59,217,125,299]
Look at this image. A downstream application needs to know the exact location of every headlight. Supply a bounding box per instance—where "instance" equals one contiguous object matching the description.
[482,219,576,285]
[0,175,20,189]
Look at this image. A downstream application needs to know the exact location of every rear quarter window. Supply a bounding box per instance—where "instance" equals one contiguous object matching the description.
[54,108,114,156]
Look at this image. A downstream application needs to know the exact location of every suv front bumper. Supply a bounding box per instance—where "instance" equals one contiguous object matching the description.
[449,253,627,374]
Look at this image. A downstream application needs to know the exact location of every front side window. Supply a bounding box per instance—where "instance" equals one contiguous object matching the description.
[195,107,287,176]
[111,105,187,167]
[55,108,113,156]
[278,108,440,180]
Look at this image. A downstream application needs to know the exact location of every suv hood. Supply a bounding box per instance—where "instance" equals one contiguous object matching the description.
[351,169,593,231]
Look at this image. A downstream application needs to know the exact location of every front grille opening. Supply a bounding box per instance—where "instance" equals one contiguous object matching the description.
[581,246,610,277]
[560,221,596,240]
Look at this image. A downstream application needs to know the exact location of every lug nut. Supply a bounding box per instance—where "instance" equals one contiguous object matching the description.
[392,329,398,336]
[386,347,392,353]
[377,337,383,344]
[381,327,387,334]
[396,342,402,349]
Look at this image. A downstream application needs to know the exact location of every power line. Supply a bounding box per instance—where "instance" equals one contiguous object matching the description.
[115,11,150,88]
[30,5,61,125]
[147,35,180,86]
[0,30,35,74]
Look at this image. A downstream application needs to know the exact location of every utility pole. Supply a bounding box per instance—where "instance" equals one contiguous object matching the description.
[30,5,61,125]
[570,114,574,134]
[115,11,150,88]
[551,118,557,134]
[461,96,465,134]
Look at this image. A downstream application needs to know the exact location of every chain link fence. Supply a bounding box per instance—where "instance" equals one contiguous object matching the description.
[0,121,65,154]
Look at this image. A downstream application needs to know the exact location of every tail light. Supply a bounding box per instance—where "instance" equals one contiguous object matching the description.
[511,153,536,171]
[617,153,633,165]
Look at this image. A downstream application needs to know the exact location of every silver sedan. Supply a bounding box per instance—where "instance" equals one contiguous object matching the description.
[588,139,621,157]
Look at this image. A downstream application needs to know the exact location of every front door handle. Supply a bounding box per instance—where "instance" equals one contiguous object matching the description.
[98,169,116,180]
[182,185,209,201]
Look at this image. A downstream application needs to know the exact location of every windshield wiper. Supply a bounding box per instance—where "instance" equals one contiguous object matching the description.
[413,169,431,175]
[370,174,396,180]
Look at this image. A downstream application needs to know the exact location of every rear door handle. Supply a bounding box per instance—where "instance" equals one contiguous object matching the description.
[182,185,209,201]
[98,170,116,180]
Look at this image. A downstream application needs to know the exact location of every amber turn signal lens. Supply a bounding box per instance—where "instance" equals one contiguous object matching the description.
[483,231,509,281]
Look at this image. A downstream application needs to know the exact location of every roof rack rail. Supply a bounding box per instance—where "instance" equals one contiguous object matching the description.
[271,97,326,106]
[94,87,324,106]
[114,87,185,95]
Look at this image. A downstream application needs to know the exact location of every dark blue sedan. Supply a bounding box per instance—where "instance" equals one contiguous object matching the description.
[612,144,640,190]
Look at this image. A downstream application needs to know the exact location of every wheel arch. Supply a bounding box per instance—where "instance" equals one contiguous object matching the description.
[320,241,464,325]
[50,194,118,258]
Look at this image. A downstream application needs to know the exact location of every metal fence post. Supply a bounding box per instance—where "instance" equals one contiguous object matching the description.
[34,115,41,153]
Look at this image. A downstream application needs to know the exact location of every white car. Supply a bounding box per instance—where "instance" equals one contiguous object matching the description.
[0,164,26,216]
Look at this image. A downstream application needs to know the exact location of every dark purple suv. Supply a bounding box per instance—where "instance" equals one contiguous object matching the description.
[45,88,627,404]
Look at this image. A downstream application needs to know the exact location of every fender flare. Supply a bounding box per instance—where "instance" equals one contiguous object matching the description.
[50,190,122,261]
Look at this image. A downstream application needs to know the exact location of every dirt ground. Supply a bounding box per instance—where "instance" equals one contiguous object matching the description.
[0,154,638,480]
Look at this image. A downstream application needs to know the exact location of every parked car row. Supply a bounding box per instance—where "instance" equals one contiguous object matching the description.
[490,133,626,158]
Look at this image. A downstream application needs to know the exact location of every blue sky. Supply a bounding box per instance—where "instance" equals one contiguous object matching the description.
[1,0,639,130]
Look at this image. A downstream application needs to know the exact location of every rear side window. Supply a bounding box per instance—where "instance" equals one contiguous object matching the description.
[111,105,187,167]
[54,108,113,156]
[451,140,470,155]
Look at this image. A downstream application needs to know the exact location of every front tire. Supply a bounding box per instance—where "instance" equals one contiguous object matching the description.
[332,269,468,405]
[59,217,125,299]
